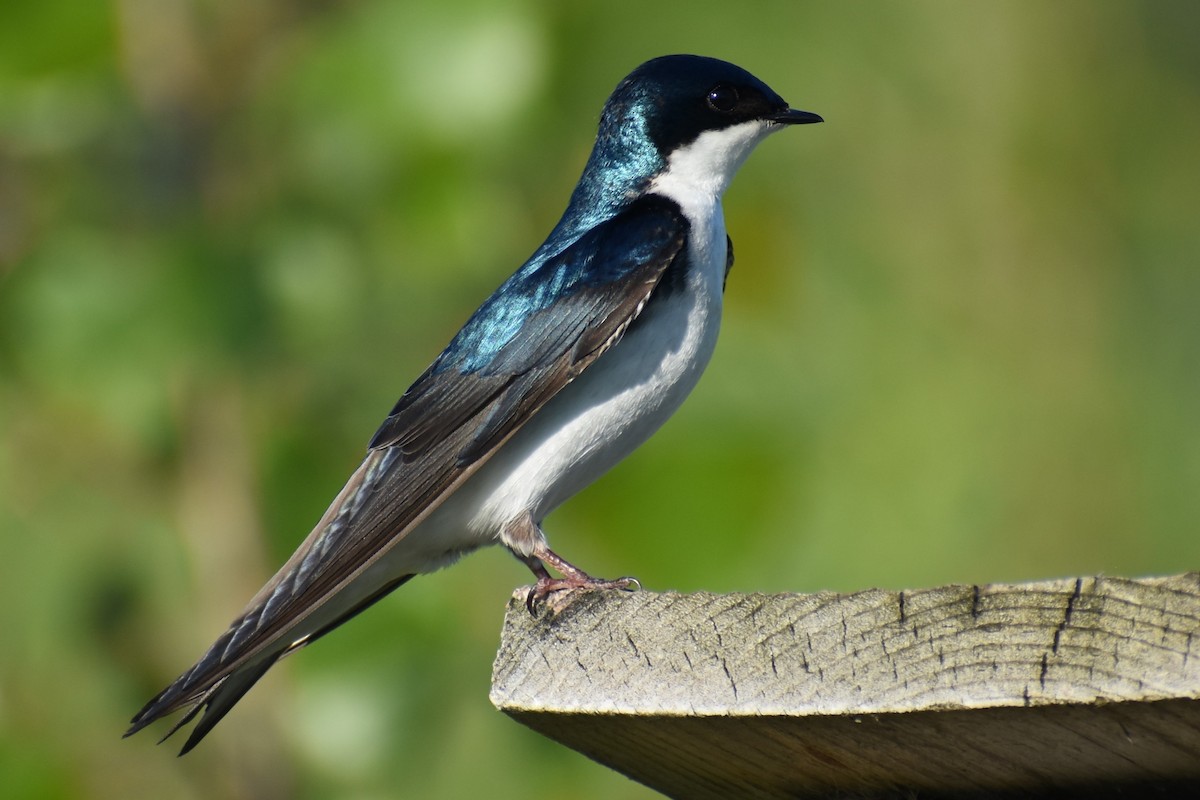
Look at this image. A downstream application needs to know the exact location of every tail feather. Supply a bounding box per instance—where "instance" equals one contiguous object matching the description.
[124,649,279,753]
[127,573,415,752]
[175,653,280,755]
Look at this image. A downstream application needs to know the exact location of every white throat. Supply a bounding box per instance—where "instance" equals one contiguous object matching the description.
[651,120,777,199]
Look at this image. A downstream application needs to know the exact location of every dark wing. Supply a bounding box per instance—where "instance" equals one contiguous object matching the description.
[128,194,689,750]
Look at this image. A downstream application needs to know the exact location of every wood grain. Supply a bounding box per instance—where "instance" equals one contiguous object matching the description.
[490,574,1200,798]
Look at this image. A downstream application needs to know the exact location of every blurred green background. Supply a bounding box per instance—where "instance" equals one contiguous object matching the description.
[2,1,1198,798]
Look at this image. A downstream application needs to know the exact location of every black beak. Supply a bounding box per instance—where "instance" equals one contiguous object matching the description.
[771,108,823,125]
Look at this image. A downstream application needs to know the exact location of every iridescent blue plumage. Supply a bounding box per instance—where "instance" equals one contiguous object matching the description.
[417,55,795,381]
[127,53,821,755]
[432,69,669,376]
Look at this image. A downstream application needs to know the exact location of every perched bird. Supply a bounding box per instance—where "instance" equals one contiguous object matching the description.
[127,54,821,753]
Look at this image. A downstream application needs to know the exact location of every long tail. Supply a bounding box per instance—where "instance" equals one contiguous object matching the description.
[126,573,414,754]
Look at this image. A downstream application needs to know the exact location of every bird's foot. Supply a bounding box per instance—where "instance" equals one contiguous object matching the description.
[525,574,640,615]
[524,574,640,616]
[520,546,639,615]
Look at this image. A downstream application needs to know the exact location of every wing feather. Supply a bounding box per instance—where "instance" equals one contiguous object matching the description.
[129,194,689,742]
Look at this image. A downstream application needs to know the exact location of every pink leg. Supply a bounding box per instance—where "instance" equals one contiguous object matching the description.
[517,542,639,614]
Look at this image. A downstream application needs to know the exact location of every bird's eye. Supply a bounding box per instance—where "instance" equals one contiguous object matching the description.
[706,85,739,113]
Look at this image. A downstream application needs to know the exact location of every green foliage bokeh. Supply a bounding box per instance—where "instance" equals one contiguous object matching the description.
[2,1,1198,798]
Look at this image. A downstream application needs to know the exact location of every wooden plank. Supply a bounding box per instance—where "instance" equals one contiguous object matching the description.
[490,574,1200,798]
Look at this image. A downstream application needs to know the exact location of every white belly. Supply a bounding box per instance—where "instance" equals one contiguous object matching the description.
[404,196,728,564]
[273,210,726,646]
[477,260,722,536]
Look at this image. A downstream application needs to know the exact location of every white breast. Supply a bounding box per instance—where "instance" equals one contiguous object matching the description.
[403,120,781,566]
[465,190,727,550]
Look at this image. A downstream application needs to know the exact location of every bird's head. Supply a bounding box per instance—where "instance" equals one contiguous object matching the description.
[589,54,822,202]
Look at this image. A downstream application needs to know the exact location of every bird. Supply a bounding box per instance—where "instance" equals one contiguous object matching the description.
[126,54,822,754]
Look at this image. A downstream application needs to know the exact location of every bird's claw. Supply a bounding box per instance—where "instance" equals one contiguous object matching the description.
[524,574,640,616]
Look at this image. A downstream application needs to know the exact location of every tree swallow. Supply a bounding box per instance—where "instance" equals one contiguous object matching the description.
[127,54,821,753]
